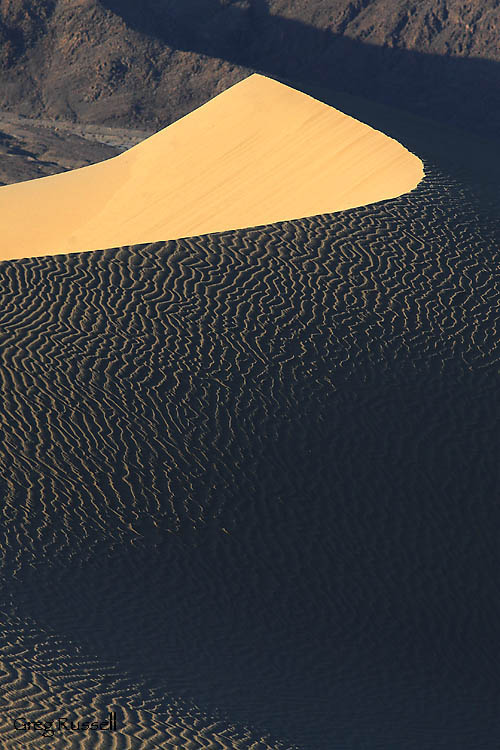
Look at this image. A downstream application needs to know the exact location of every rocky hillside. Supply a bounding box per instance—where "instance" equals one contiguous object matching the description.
[0,0,499,135]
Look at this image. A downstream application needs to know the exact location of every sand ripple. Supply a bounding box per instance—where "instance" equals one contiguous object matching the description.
[0,164,498,748]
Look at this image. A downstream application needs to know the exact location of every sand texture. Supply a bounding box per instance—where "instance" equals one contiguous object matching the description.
[0,74,423,261]
[0,163,499,748]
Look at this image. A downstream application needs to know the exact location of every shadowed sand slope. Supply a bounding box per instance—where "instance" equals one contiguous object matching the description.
[0,74,423,261]
[0,164,499,748]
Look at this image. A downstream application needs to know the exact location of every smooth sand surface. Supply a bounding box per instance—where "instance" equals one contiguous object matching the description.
[0,74,423,261]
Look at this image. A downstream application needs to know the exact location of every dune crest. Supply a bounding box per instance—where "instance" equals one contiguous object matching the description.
[0,74,423,261]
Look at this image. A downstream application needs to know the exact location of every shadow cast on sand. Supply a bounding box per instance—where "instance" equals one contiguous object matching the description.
[13,366,500,748]
[1,4,499,749]
[1,165,499,748]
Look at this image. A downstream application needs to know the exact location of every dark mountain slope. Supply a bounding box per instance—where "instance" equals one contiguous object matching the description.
[0,0,499,136]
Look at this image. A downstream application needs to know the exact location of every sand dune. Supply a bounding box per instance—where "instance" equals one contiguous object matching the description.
[0,163,498,748]
[0,74,423,262]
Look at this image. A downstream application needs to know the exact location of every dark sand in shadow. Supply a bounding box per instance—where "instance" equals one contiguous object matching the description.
[0,163,499,748]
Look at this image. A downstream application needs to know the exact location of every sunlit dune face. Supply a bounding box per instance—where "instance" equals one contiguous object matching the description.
[0,74,424,261]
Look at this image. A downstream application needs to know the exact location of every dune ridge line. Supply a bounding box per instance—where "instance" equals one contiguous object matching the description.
[0,74,424,261]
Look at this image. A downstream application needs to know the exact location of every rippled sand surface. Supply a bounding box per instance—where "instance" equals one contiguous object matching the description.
[0,74,423,261]
[0,160,498,748]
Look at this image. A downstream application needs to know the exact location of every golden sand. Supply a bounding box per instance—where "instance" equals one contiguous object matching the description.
[0,74,423,261]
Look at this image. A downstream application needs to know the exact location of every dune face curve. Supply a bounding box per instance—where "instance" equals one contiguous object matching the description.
[0,74,423,262]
